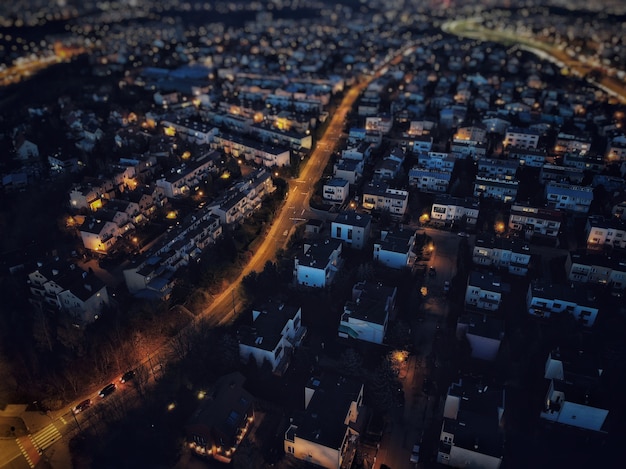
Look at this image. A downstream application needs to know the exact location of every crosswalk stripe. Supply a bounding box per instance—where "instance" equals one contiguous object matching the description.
[16,438,35,468]
[30,423,62,451]
[60,416,67,425]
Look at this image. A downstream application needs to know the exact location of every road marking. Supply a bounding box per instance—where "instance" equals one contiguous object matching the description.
[60,416,67,425]
[30,423,62,452]
[16,436,36,468]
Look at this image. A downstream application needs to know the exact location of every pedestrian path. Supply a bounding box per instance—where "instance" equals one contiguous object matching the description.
[30,422,62,452]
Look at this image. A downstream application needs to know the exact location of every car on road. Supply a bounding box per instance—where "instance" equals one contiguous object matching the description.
[72,399,91,414]
[120,370,136,383]
[443,280,450,293]
[458,231,469,238]
[410,443,421,463]
[99,383,116,398]
[429,266,436,277]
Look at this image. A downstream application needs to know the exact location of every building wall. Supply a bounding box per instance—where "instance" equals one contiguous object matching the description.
[296,265,327,288]
[286,435,341,469]
[466,334,501,361]
[373,245,408,269]
[445,445,502,469]
[340,317,385,344]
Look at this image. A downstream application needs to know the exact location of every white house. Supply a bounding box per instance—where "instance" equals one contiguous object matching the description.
[408,168,451,193]
[473,176,519,203]
[79,217,120,253]
[526,282,599,327]
[545,182,594,214]
[338,280,397,344]
[284,376,364,469]
[361,182,409,218]
[156,156,217,198]
[472,234,531,276]
[430,195,480,228]
[294,240,343,288]
[585,215,626,250]
[465,271,510,312]
[238,303,307,375]
[540,349,608,432]
[503,127,540,150]
[437,379,505,469]
[565,250,626,293]
[333,158,364,185]
[507,147,547,167]
[373,228,417,269]
[331,211,372,250]
[323,178,350,204]
[508,203,563,243]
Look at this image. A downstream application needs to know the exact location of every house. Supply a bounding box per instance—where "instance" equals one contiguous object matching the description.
[14,138,39,160]
[408,168,451,193]
[565,250,626,293]
[284,375,364,469]
[476,158,519,179]
[554,132,591,156]
[69,179,116,211]
[331,211,372,250]
[373,147,405,181]
[545,182,594,214]
[323,178,350,204]
[156,156,217,198]
[508,203,563,244]
[338,280,397,344]
[507,147,547,167]
[526,282,599,327]
[430,195,480,228]
[465,271,510,313]
[162,118,217,145]
[456,312,505,361]
[437,378,505,469]
[472,234,531,276]
[585,215,626,250]
[185,372,255,463]
[563,153,605,173]
[238,303,307,375]
[454,124,487,144]
[473,176,518,203]
[334,158,364,185]
[540,349,608,432]
[450,139,487,159]
[373,228,417,269]
[342,142,374,162]
[28,262,110,324]
[215,132,291,167]
[503,127,539,150]
[365,115,393,134]
[361,182,409,218]
[79,217,120,253]
[539,164,584,185]
[294,240,343,288]
[410,134,434,153]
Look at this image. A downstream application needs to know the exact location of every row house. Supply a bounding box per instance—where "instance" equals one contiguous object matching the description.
[408,168,451,193]
[545,182,594,214]
[284,376,364,469]
[539,164,584,185]
[123,211,222,299]
[508,203,563,243]
[472,234,531,276]
[294,240,343,288]
[565,250,626,292]
[477,158,519,179]
[503,127,540,150]
[338,280,397,345]
[540,349,608,432]
[331,211,372,250]
[437,378,505,469]
[526,282,599,327]
[417,151,456,171]
[563,153,605,173]
[465,271,510,313]
[214,132,291,167]
[69,178,116,211]
[554,132,591,156]
[323,178,350,204]
[185,372,255,463]
[28,263,110,324]
[456,313,505,362]
[121,184,167,223]
[161,118,218,145]
[79,217,120,253]
[156,156,218,199]
[473,176,518,203]
[507,147,547,168]
[430,195,480,228]
[586,215,626,250]
[238,303,307,376]
[250,123,312,150]
[205,111,251,134]
[373,228,418,270]
[450,139,487,159]
[334,158,364,185]
[361,183,409,218]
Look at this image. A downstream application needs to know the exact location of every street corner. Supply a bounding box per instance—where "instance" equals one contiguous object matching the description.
[0,415,29,438]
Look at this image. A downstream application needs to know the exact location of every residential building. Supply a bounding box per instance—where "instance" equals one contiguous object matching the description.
[410,135,434,153]
[472,234,531,276]
[334,158,364,185]
[408,168,451,193]
[473,176,518,203]
[79,217,120,253]
[507,147,547,167]
[156,156,218,198]
[450,140,487,159]
[430,195,480,228]
[585,215,626,250]
[456,312,505,361]
[540,349,608,432]
[545,182,594,214]
[554,132,591,156]
[477,158,519,179]
[465,271,510,313]
[563,153,605,173]
[284,375,364,469]
[250,123,312,150]
[186,372,255,463]
[565,250,626,293]
[365,115,393,134]
[361,183,409,218]
[437,378,505,469]
[417,151,456,171]
[331,211,372,250]
[539,164,584,185]
[338,280,397,344]
[526,282,600,327]
[454,124,487,144]
[161,118,217,145]
[294,240,343,288]
[323,178,350,204]
[508,203,563,243]
[503,127,540,150]
[69,178,116,211]
[373,228,418,269]
[28,262,109,323]
[238,303,307,375]
[215,132,291,167]
[341,142,374,163]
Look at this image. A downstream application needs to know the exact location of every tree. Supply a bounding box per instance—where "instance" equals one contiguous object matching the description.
[339,348,364,377]
[368,356,399,413]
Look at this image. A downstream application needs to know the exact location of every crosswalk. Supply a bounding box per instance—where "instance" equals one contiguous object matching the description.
[30,422,62,451]
[16,437,36,468]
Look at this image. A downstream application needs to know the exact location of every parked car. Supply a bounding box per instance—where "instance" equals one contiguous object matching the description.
[443,280,450,293]
[99,383,116,398]
[458,231,469,238]
[72,399,91,415]
[410,443,421,463]
[120,370,136,383]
